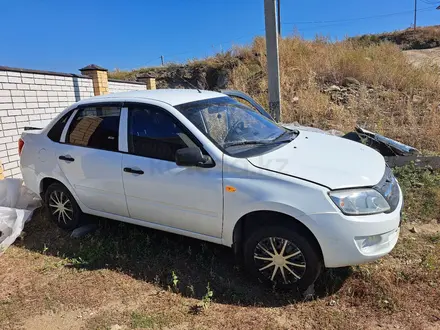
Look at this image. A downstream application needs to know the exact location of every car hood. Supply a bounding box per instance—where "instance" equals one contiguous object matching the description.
[247,130,386,189]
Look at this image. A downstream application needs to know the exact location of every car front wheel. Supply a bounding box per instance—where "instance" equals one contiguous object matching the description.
[45,183,82,230]
[243,224,323,290]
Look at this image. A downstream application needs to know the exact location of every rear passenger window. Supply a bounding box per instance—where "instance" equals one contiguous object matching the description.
[128,106,189,161]
[66,106,121,152]
[47,111,72,142]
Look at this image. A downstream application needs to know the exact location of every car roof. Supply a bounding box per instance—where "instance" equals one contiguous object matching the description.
[77,89,225,107]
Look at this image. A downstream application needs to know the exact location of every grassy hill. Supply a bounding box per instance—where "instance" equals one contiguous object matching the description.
[351,25,440,50]
[109,28,440,153]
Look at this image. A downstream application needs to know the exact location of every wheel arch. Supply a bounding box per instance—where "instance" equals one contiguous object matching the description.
[232,210,324,262]
[40,177,61,197]
[38,176,85,212]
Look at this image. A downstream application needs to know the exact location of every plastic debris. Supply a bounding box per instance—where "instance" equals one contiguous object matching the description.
[302,283,315,301]
[343,126,419,156]
[71,223,98,238]
[0,178,41,254]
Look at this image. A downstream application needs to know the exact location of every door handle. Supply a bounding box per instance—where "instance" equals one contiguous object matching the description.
[124,167,144,175]
[59,155,75,162]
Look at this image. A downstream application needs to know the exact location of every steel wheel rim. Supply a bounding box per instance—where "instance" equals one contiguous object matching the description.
[49,190,74,224]
[254,237,306,284]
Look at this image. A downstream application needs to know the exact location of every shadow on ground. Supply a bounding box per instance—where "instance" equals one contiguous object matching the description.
[16,208,352,307]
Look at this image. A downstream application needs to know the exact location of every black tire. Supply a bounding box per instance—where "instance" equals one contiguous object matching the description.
[45,183,82,230]
[243,224,322,290]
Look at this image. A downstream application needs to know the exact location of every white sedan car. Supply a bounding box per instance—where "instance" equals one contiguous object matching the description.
[20,89,402,289]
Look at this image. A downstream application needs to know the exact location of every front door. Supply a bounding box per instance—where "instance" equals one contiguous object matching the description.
[121,104,223,238]
[57,104,129,217]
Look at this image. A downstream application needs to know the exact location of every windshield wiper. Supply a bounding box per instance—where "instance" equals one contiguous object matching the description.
[223,140,270,148]
[223,130,299,148]
[272,129,298,143]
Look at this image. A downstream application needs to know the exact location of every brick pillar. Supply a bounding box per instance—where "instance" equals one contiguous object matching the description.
[137,73,156,90]
[79,64,109,96]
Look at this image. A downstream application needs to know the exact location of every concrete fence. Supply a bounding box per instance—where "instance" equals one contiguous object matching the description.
[108,79,148,93]
[0,64,155,178]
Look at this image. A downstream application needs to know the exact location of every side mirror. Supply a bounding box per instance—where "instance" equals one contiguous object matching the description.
[175,147,212,167]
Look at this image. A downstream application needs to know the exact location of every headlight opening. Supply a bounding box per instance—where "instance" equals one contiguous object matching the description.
[329,189,391,215]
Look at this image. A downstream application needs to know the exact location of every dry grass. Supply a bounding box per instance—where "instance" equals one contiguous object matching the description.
[0,168,438,329]
[0,169,439,329]
[0,212,439,329]
[227,36,440,152]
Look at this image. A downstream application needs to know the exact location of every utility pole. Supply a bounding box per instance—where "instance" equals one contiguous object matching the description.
[414,0,417,30]
[160,55,164,66]
[264,0,282,121]
[277,0,281,35]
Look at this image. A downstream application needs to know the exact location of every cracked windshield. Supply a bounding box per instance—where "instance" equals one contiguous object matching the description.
[177,97,296,150]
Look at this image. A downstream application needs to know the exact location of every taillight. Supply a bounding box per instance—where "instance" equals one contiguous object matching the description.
[18,138,24,156]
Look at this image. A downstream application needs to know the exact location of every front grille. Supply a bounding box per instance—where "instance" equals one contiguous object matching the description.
[374,166,400,213]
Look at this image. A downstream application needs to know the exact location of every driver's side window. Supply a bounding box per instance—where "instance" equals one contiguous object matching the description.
[127,105,189,162]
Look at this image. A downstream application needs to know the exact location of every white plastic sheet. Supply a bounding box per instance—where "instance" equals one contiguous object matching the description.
[0,179,41,254]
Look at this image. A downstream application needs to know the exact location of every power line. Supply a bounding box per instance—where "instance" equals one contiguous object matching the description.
[133,30,266,68]
[420,0,440,4]
[282,6,437,26]
[137,5,438,68]
[287,7,436,35]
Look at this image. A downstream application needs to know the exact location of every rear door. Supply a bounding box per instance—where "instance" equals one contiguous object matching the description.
[57,103,129,217]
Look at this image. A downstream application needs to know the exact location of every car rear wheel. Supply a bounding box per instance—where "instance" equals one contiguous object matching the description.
[243,224,322,290]
[45,183,82,230]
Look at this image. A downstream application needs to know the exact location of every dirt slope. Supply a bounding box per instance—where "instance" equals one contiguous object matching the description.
[404,47,440,67]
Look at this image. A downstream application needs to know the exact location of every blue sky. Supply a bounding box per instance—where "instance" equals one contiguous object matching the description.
[1,0,439,73]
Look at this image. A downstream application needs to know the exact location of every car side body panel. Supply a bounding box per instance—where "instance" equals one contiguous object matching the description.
[221,154,333,247]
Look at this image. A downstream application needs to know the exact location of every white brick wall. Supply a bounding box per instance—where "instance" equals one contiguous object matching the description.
[0,69,95,178]
[108,80,146,93]
[0,69,146,178]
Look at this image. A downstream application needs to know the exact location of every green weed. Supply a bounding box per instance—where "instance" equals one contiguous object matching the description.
[393,164,440,222]
[427,234,440,244]
[171,271,179,291]
[130,312,168,329]
[65,256,88,266]
[201,283,214,311]
[186,284,195,297]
